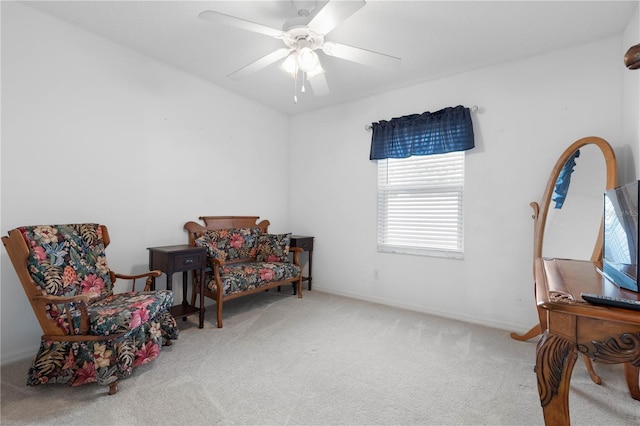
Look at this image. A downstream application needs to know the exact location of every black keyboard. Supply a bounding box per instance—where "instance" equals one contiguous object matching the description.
[581,293,640,312]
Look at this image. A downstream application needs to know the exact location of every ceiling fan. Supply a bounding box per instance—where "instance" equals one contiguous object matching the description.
[198,0,401,102]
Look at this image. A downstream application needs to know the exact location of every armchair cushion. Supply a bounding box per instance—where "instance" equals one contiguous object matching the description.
[256,233,292,263]
[63,290,175,336]
[22,224,113,298]
[194,227,260,261]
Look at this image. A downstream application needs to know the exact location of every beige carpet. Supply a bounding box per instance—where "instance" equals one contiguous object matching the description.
[1,290,638,425]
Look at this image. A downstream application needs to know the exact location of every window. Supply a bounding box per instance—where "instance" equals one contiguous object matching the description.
[370,105,474,258]
[377,151,464,259]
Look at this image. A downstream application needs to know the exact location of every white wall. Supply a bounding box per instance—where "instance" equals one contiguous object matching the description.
[622,4,640,182]
[289,36,629,333]
[2,1,638,364]
[1,2,290,362]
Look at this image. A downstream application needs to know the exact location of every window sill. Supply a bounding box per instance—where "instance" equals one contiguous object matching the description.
[377,245,464,260]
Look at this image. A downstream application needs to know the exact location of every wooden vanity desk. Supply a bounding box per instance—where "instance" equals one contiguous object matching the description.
[534,257,640,425]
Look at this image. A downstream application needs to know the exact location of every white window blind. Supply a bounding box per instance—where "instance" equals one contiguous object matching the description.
[377,151,464,259]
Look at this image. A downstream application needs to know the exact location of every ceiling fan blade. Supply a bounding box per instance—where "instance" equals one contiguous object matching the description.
[322,41,401,70]
[199,10,284,38]
[308,73,330,96]
[307,0,366,35]
[228,48,292,80]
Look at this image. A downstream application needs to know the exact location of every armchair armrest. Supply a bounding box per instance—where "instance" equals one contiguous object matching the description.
[111,270,162,292]
[33,292,100,305]
[32,292,101,336]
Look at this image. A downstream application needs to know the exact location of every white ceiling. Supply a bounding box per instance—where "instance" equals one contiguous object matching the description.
[24,1,638,116]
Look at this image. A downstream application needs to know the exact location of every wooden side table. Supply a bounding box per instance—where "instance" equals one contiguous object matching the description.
[290,235,314,290]
[535,257,640,425]
[148,245,206,328]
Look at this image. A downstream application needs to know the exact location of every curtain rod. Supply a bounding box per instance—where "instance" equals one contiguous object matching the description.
[365,105,479,131]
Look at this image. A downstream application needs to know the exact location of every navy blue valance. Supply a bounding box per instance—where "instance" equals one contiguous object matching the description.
[369,105,475,160]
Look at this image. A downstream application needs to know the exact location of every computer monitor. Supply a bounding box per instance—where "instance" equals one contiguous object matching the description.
[603,180,639,292]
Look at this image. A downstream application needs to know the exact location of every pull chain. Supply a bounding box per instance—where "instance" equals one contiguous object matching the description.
[293,66,299,103]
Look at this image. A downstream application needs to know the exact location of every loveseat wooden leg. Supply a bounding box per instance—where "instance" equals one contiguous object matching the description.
[217,302,223,328]
[108,381,119,395]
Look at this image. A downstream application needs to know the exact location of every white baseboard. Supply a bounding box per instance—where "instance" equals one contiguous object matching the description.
[1,347,36,366]
[311,287,536,336]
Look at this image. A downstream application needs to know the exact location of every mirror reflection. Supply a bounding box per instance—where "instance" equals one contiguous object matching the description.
[542,144,607,259]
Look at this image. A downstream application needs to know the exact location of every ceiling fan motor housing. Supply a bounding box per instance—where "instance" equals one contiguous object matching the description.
[283,26,324,52]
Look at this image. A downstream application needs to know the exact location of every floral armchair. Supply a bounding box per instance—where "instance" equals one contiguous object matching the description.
[2,224,179,395]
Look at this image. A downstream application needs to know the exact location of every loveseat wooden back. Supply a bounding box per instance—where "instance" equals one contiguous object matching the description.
[184,216,270,246]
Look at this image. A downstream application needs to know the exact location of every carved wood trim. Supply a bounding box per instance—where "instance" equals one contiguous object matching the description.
[536,331,576,407]
[549,291,578,304]
[578,332,640,366]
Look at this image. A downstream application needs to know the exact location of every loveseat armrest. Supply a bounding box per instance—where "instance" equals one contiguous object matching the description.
[290,246,303,266]
[111,270,162,292]
[211,258,226,267]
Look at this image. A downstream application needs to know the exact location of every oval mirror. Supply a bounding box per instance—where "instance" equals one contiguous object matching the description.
[513,137,618,346]
[532,136,617,263]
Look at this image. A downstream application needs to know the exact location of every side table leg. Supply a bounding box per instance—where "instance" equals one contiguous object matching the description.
[308,249,313,291]
[181,271,188,306]
[181,271,188,321]
[198,268,205,329]
[536,330,577,426]
[624,362,640,401]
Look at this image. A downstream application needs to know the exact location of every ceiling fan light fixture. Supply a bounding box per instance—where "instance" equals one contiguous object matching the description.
[279,53,298,78]
[279,48,323,80]
[306,63,325,78]
[297,46,320,72]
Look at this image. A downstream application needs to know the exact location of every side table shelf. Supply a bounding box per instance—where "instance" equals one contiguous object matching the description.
[290,235,314,290]
[148,245,206,328]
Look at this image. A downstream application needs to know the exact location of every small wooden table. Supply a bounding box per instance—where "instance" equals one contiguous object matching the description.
[534,257,640,425]
[148,245,206,328]
[290,235,314,290]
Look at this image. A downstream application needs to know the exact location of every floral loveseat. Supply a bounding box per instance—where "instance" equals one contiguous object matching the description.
[184,216,302,328]
[2,224,179,394]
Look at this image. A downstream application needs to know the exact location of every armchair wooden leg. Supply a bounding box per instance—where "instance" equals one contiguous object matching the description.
[108,381,119,395]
